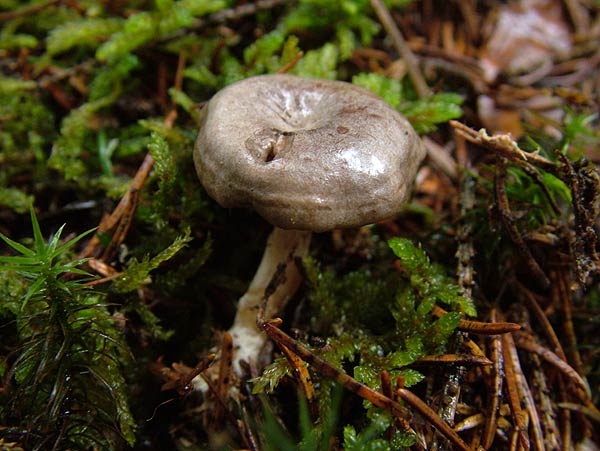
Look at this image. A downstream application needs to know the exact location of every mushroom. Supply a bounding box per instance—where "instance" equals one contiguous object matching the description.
[193,73,425,379]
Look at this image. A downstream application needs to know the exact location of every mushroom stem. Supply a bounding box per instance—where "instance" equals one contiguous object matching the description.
[228,227,311,374]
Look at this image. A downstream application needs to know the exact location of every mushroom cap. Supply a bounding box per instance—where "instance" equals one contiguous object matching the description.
[194,74,426,232]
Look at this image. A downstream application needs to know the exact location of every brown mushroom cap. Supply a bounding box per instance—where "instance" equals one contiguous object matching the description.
[194,74,426,232]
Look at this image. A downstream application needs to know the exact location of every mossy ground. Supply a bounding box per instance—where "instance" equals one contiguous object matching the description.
[0,1,599,450]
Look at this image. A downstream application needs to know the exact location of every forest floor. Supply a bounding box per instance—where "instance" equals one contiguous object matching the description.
[0,1,599,450]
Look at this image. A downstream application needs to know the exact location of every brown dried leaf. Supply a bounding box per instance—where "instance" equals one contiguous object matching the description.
[480,0,572,82]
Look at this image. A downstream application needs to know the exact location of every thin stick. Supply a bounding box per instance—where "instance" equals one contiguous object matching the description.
[259,318,474,451]
[278,342,317,418]
[369,0,431,98]
[529,352,561,450]
[80,153,154,260]
[396,386,473,451]
[414,354,491,367]
[433,305,521,335]
[160,354,215,394]
[450,121,558,174]
[277,51,304,74]
[514,332,591,402]
[518,283,567,360]
[482,308,503,450]
[495,157,550,290]
[502,331,531,451]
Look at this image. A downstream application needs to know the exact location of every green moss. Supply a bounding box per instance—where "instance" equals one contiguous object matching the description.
[292,42,340,79]
[46,17,123,56]
[398,92,464,133]
[0,188,34,214]
[353,72,403,108]
[1,1,596,449]
[352,73,464,131]
[343,411,415,451]
[95,0,225,62]
[114,227,192,293]
[254,237,471,448]
[282,0,380,49]
[0,208,135,449]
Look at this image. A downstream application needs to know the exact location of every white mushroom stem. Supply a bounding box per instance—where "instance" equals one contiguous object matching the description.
[227,227,311,375]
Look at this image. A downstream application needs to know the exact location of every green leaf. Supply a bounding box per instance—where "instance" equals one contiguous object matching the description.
[30,206,45,256]
[352,72,402,108]
[49,96,118,181]
[96,12,155,62]
[114,228,192,292]
[280,35,302,66]
[46,18,123,55]
[388,337,424,367]
[0,33,38,50]
[0,233,36,257]
[399,92,464,133]
[88,53,139,102]
[148,131,177,187]
[342,412,393,451]
[388,237,428,272]
[0,75,36,94]
[0,188,34,214]
[292,43,339,79]
[398,368,425,387]
[95,0,225,62]
[178,0,227,17]
[244,29,286,67]
[388,237,476,317]
[252,358,292,394]
[260,395,298,451]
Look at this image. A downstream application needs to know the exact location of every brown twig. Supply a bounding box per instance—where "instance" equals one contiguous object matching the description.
[259,318,475,451]
[207,0,290,24]
[494,156,551,290]
[554,268,585,377]
[200,369,257,451]
[380,371,399,441]
[557,402,600,423]
[432,305,521,335]
[517,282,567,360]
[80,153,154,260]
[513,332,591,402]
[507,317,545,451]
[529,351,561,451]
[396,386,471,451]
[562,0,590,37]
[277,51,304,74]
[455,144,477,299]
[481,308,504,450]
[84,258,122,286]
[160,354,216,394]
[450,121,558,174]
[423,137,458,180]
[501,330,531,451]
[414,354,492,367]
[277,342,317,418]
[369,0,431,98]
[556,152,600,286]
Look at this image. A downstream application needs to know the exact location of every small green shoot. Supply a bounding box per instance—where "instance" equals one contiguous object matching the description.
[0,207,135,450]
[260,385,343,451]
